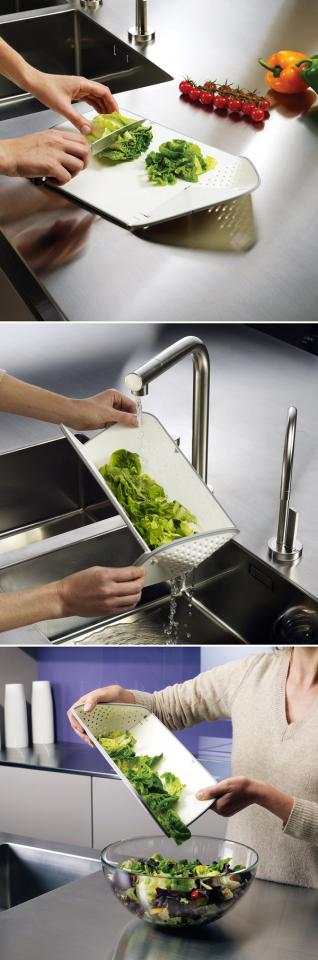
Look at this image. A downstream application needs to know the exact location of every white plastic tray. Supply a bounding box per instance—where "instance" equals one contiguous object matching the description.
[61,414,238,585]
[72,702,217,834]
[53,109,260,228]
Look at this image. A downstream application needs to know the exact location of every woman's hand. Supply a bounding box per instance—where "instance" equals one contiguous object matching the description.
[196,777,259,816]
[64,388,139,430]
[28,71,118,134]
[0,378,138,430]
[0,129,90,183]
[57,565,144,618]
[196,777,294,824]
[67,684,135,746]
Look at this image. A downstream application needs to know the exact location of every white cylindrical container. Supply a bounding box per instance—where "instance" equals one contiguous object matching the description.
[4,684,29,749]
[31,681,55,745]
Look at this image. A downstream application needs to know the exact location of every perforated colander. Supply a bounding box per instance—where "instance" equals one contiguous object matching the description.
[72,702,217,832]
[62,414,238,586]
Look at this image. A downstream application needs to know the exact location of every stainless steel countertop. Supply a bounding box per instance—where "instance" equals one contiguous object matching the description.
[0,832,317,960]
[0,322,317,645]
[0,0,318,322]
[0,736,232,780]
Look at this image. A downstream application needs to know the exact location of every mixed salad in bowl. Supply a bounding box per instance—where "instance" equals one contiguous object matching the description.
[102,837,258,929]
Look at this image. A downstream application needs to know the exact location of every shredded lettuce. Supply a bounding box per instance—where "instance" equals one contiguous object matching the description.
[145,139,217,186]
[99,730,191,845]
[99,449,197,549]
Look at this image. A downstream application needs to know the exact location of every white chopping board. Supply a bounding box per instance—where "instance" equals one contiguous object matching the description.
[72,702,218,833]
[52,109,260,228]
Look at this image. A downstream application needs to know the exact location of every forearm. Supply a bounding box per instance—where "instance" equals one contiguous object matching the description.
[253,781,294,825]
[0,374,80,425]
[132,668,232,730]
[0,37,37,92]
[255,782,318,841]
[0,582,63,632]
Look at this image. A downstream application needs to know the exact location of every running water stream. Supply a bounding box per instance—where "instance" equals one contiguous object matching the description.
[134,396,195,645]
[163,569,195,645]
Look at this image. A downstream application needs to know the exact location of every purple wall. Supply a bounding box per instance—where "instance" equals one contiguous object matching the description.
[37,648,231,751]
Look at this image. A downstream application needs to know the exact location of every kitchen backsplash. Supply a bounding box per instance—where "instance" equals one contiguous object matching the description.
[36,647,232,752]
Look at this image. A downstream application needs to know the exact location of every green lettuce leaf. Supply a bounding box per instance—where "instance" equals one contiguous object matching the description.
[88,112,153,163]
[145,139,217,186]
[100,449,197,549]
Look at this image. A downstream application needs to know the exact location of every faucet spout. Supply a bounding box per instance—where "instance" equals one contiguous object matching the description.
[268,406,303,563]
[125,336,210,482]
[128,0,155,44]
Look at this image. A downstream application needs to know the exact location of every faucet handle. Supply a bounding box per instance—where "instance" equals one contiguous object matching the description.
[285,507,299,552]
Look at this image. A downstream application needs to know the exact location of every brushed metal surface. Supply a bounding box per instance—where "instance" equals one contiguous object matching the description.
[0,531,316,644]
[0,836,317,960]
[0,0,317,322]
[0,322,318,644]
[0,838,100,911]
[0,435,113,553]
[0,8,171,120]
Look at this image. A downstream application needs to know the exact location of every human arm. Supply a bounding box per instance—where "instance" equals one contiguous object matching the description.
[0,375,138,428]
[67,656,260,745]
[196,777,318,842]
[0,565,144,633]
[0,37,117,135]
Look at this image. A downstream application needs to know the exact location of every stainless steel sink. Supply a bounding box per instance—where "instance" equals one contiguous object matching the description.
[1,520,317,643]
[1,1,67,14]
[0,435,115,555]
[0,8,172,119]
[0,838,100,911]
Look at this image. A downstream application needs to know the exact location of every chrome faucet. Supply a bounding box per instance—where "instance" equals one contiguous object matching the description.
[268,406,303,563]
[128,0,155,43]
[80,0,103,10]
[125,336,210,483]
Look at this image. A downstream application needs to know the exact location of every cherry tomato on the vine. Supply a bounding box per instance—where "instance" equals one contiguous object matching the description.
[199,90,214,105]
[250,107,265,122]
[228,97,242,112]
[204,80,217,90]
[213,94,228,109]
[179,80,192,95]
[189,86,201,101]
[241,100,254,115]
[257,98,271,111]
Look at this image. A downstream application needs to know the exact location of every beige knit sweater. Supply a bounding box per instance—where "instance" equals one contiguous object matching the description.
[133,652,318,888]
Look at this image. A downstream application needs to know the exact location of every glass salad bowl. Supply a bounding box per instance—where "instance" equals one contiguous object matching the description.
[101,835,258,929]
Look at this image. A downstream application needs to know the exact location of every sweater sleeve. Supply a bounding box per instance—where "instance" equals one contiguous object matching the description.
[132,654,263,731]
[283,797,318,844]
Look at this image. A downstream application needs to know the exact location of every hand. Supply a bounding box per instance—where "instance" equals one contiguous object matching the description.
[29,71,118,134]
[67,684,135,746]
[0,129,90,184]
[57,564,145,618]
[196,776,294,824]
[64,388,139,430]
[196,777,258,816]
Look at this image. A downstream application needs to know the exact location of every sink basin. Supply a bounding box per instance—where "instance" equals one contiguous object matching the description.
[1,1,67,14]
[1,519,317,643]
[0,838,100,911]
[0,8,172,119]
[0,435,115,555]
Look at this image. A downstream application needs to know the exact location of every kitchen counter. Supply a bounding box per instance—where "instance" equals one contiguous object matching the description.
[0,832,317,960]
[0,0,318,323]
[0,322,317,645]
[0,737,232,781]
